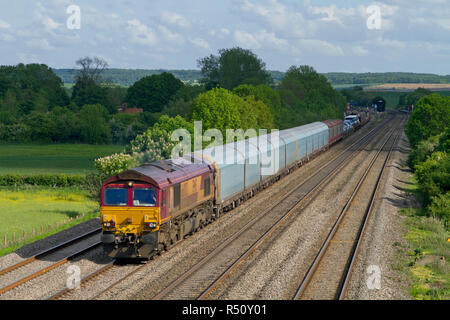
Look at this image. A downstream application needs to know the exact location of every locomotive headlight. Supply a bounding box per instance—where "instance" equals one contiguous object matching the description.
[144,222,157,229]
[103,220,116,228]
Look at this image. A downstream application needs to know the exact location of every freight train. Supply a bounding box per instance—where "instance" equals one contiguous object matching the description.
[100,117,366,259]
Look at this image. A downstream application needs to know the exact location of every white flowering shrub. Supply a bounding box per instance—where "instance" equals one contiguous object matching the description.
[94,116,194,176]
[129,115,193,162]
[94,153,137,176]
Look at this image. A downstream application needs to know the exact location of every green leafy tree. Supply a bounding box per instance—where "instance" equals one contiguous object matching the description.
[415,151,450,206]
[398,88,432,108]
[125,72,184,113]
[233,84,282,128]
[191,88,243,136]
[25,111,52,142]
[48,107,80,142]
[71,57,109,109]
[341,86,375,108]
[279,65,346,127]
[405,94,450,148]
[71,77,108,108]
[79,104,111,144]
[0,64,69,114]
[407,135,440,170]
[198,47,272,90]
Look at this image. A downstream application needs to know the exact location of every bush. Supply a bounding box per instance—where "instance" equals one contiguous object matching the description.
[427,192,450,229]
[414,151,450,206]
[79,104,111,144]
[0,174,87,187]
[407,135,440,170]
[405,94,450,148]
[94,153,137,177]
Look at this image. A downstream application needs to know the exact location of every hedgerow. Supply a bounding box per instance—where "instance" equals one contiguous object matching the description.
[0,174,90,187]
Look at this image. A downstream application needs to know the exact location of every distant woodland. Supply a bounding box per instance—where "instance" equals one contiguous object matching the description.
[53,69,450,87]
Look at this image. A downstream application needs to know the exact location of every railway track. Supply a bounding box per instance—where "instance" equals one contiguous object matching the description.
[147,115,398,300]
[50,115,392,300]
[293,116,404,300]
[0,228,102,296]
[0,113,401,301]
[46,261,115,300]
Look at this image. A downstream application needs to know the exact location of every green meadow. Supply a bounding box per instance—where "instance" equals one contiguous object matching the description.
[0,144,124,175]
[0,186,99,255]
[0,144,123,255]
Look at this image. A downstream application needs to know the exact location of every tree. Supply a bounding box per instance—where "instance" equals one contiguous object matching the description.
[197,47,272,90]
[125,72,184,113]
[191,88,243,136]
[278,65,346,127]
[233,84,282,128]
[75,56,108,83]
[71,57,109,109]
[341,86,375,108]
[0,64,69,114]
[128,115,194,162]
[79,104,111,144]
[398,88,432,109]
[48,107,80,142]
[405,94,450,148]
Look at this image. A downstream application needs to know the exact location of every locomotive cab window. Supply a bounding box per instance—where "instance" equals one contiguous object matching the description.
[104,188,128,206]
[133,187,158,207]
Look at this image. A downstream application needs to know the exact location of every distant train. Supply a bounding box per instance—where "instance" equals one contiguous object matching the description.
[374,99,386,112]
[100,116,369,259]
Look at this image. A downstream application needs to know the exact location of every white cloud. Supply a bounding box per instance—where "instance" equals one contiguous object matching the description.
[234,29,291,53]
[190,37,209,50]
[298,39,344,56]
[161,11,191,28]
[234,30,260,49]
[0,19,10,29]
[158,25,185,45]
[43,17,61,31]
[0,33,14,41]
[126,19,158,46]
[352,46,369,56]
[26,38,55,50]
[17,53,39,64]
[240,0,311,38]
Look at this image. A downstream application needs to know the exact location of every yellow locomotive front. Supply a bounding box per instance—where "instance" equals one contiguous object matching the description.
[101,181,161,259]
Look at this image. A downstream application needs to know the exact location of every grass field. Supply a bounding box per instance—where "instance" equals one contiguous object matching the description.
[0,144,124,175]
[0,186,99,254]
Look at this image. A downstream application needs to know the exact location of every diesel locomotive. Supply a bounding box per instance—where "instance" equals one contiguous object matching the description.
[100,118,359,259]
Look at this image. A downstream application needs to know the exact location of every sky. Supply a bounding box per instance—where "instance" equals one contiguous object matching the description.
[0,0,449,74]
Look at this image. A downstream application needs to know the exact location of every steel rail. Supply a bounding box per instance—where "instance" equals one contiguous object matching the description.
[0,228,101,276]
[293,118,403,300]
[46,260,115,300]
[151,116,395,300]
[337,120,403,300]
[0,242,102,296]
[198,119,399,300]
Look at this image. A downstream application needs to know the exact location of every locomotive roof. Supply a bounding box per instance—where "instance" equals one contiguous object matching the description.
[103,158,212,189]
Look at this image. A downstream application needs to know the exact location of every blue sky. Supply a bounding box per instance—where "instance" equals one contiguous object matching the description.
[0,0,449,74]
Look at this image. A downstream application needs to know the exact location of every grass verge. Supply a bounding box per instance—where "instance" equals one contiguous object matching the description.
[399,177,450,300]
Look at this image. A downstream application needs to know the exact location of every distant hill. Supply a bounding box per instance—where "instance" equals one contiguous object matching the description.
[52,69,450,87]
